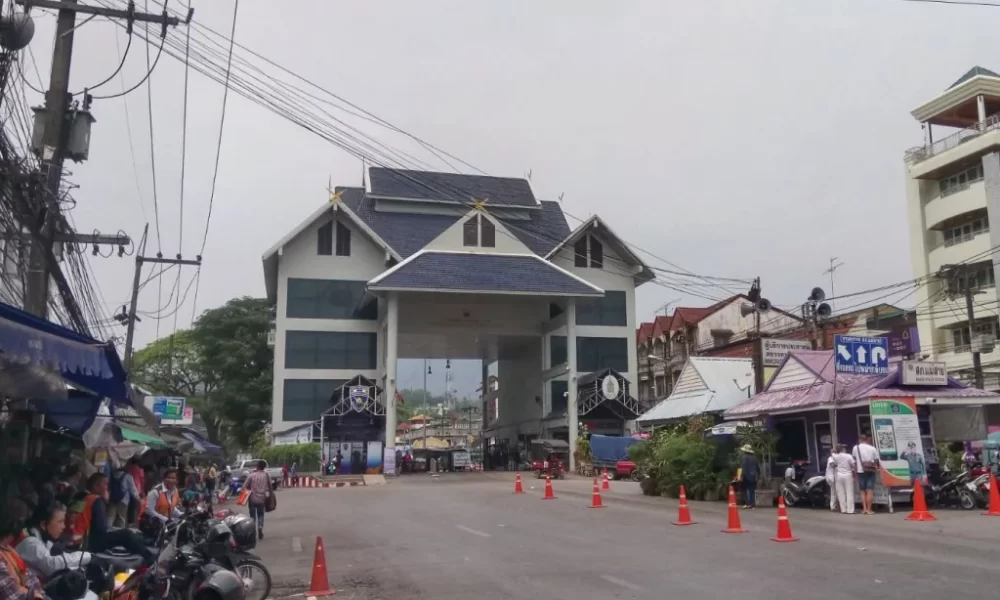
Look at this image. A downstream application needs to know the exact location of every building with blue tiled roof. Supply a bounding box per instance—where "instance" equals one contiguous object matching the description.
[261,168,654,469]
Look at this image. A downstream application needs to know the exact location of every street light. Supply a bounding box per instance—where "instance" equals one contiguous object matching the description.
[647,354,666,362]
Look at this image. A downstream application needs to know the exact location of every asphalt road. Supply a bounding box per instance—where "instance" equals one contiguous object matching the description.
[248,473,999,599]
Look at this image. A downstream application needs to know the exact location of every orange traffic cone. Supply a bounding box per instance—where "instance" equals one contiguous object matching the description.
[771,497,799,542]
[305,536,335,597]
[905,482,936,522]
[542,475,556,500]
[672,485,695,526]
[983,474,1000,516]
[722,486,748,533]
[601,469,611,491]
[513,472,525,495]
[590,477,605,508]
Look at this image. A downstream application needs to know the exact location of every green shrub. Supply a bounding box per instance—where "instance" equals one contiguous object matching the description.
[259,443,321,471]
[629,416,729,500]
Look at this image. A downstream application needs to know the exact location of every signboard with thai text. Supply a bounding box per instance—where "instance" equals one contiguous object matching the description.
[761,338,813,367]
[901,361,947,386]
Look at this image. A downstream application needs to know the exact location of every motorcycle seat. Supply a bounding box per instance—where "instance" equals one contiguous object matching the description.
[92,552,145,570]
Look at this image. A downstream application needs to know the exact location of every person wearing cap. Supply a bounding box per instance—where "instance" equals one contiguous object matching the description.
[738,444,760,509]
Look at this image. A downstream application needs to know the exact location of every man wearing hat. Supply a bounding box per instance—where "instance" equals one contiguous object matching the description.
[738,444,760,509]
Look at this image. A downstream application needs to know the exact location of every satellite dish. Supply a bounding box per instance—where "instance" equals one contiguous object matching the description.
[816,303,832,319]
[0,11,34,51]
[809,287,826,302]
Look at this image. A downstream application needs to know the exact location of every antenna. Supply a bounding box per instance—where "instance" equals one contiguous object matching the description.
[526,169,532,181]
[557,192,564,204]
[823,257,845,311]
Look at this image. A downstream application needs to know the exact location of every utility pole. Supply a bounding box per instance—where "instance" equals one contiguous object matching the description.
[823,257,844,313]
[17,0,184,318]
[121,226,201,372]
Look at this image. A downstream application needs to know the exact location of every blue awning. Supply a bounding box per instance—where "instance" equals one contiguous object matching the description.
[0,302,129,404]
[181,431,224,456]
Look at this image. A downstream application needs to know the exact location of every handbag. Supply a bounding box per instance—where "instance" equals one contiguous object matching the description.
[236,488,250,506]
[264,491,277,513]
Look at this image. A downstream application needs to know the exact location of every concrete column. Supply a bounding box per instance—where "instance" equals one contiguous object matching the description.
[566,299,578,471]
[384,292,399,455]
[978,94,987,124]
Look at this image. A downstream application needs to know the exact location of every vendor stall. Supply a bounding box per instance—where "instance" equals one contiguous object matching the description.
[724,350,1000,510]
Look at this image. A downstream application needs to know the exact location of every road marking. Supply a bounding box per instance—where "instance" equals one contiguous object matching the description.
[601,575,643,592]
[456,525,491,538]
[291,536,302,552]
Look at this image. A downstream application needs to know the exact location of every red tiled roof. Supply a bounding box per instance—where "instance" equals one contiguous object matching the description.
[651,314,673,337]
[636,322,654,342]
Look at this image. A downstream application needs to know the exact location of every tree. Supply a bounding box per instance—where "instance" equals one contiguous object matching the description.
[189,297,273,449]
[131,296,272,450]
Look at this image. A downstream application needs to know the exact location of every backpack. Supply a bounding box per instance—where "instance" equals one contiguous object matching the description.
[109,471,127,503]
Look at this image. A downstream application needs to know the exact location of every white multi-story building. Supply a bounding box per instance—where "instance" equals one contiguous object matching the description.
[906,66,1000,385]
[261,168,653,467]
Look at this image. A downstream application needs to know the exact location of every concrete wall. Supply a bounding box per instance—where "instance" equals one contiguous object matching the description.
[271,209,387,432]
[693,301,801,351]
[492,341,544,440]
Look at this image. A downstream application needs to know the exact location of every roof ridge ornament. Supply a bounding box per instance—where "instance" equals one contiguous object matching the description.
[327,176,343,204]
[472,197,488,212]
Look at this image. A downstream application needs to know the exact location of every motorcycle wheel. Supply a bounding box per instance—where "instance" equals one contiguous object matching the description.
[959,489,977,510]
[781,488,795,507]
[630,470,642,483]
[235,559,271,600]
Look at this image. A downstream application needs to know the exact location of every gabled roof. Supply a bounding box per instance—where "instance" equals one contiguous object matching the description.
[367,168,540,208]
[724,350,999,419]
[637,357,754,424]
[342,186,570,258]
[367,250,604,297]
[949,66,1000,90]
[651,314,673,338]
[543,215,655,285]
[637,322,654,343]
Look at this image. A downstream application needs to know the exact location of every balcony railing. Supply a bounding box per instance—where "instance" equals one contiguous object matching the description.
[934,228,990,250]
[905,115,1000,164]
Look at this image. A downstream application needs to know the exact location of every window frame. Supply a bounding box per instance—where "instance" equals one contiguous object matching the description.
[589,237,604,268]
[480,216,496,247]
[285,279,377,320]
[575,291,627,326]
[317,221,333,256]
[573,238,588,267]
[576,336,629,373]
[282,379,346,422]
[335,221,351,256]
[284,331,378,370]
[463,216,479,247]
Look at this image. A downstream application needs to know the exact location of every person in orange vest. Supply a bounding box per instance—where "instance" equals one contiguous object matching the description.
[74,473,154,563]
[0,496,44,600]
[142,468,182,527]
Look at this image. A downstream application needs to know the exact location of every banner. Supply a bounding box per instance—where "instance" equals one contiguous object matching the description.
[869,397,927,487]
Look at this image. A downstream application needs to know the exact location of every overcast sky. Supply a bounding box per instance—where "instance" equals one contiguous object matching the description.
[19,0,1000,396]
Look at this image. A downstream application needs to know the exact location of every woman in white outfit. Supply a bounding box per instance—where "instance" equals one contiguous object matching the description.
[825,453,838,511]
[831,444,857,514]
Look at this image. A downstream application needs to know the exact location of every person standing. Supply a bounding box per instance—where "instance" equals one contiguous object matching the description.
[832,444,857,514]
[825,451,838,512]
[205,464,217,500]
[242,461,272,540]
[852,434,880,515]
[738,444,760,509]
[334,450,343,476]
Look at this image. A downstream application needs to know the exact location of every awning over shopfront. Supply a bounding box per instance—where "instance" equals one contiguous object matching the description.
[0,302,129,404]
[119,426,167,449]
[179,430,224,456]
[637,358,754,426]
[724,350,1000,419]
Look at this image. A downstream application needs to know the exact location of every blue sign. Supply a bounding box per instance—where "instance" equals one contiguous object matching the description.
[834,335,889,375]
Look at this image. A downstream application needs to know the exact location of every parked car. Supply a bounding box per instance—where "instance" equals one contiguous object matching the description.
[232,459,283,488]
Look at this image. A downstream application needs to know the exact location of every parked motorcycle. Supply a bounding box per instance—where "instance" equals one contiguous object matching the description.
[924,469,977,509]
[780,460,829,508]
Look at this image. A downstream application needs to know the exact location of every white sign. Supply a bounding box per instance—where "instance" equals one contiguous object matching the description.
[601,375,620,400]
[383,447,397,475]
[761,339,813,367]
[901,361,948,386]
[160,406,194,426]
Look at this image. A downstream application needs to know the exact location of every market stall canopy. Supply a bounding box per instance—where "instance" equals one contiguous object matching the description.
[162,427,224,457]
[637,358,754,426]
[0,302,129,404]
[724,350,1000,419]
[119,426,167,449]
